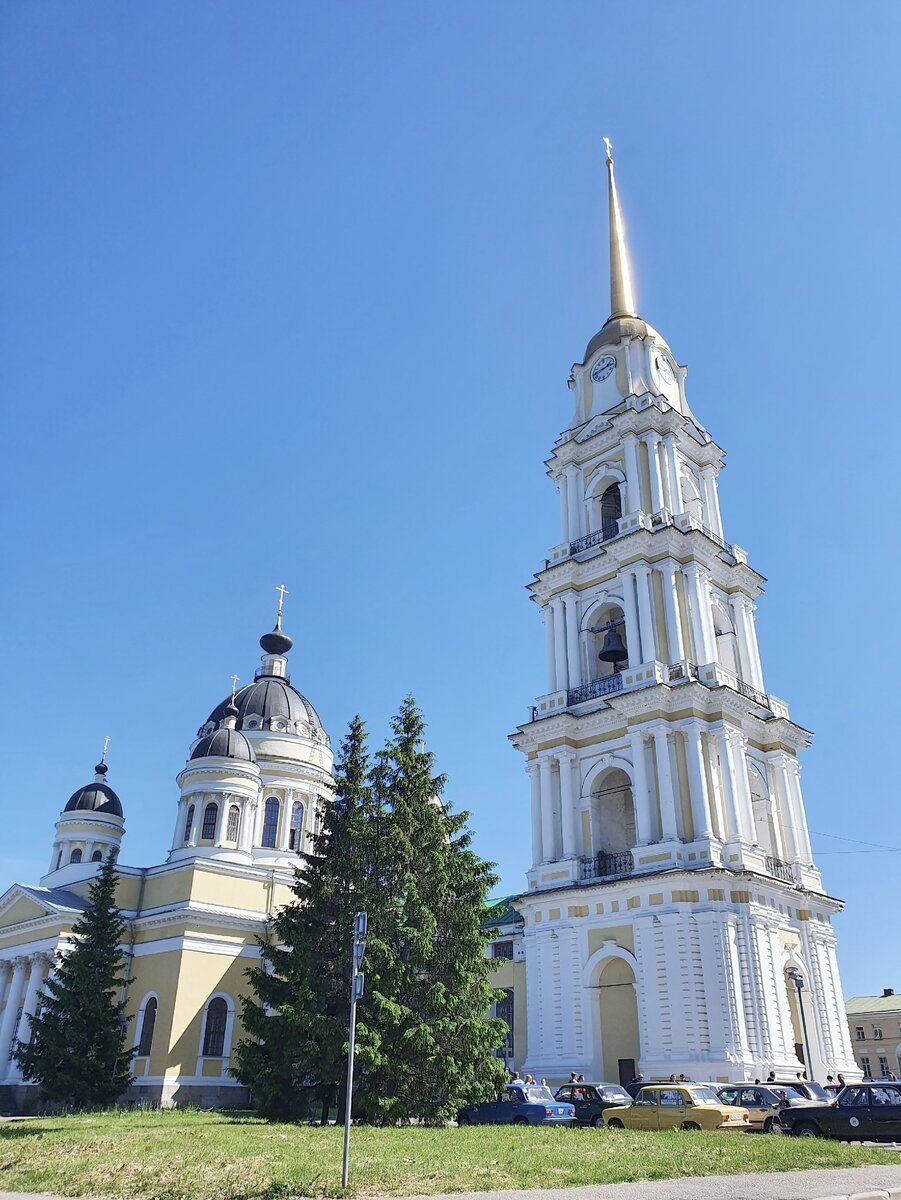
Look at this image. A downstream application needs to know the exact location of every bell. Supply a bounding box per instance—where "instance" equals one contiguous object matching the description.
[598,627,627,665]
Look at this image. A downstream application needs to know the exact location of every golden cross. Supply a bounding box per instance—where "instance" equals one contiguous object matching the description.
[101,735,111,763]
[230,674,240,701]
[603,136,613,163]
[276,583,289,615]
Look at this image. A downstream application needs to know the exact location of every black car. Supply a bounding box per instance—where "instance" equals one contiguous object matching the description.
[553,1082,633,1127]
[780,1082,901,1141]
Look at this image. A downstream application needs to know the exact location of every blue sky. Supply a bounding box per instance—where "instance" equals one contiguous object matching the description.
[2,2,899,997]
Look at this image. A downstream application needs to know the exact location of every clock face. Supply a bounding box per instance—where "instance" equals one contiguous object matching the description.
[591,355,616,383]
[656,355,675,384]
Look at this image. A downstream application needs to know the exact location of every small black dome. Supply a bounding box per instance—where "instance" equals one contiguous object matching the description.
[260,619,293,656]
[191,727,256,762]
[64,781,123,818]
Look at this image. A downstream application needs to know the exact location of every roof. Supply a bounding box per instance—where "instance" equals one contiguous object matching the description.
[846,994,900,1015]
[64,781,123,818]
[203,676,323,736]
[18,886,89,914]
[483,895,523,930]
[190,726,256,763]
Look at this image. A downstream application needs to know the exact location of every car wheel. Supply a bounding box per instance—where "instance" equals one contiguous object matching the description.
[592,1115,605,1128]
[795,1123,821,1139]
[606,1118,624,1129]
[457,1114,471,1126]
[763,1116,780,1134]
[680,1121,701,1131]
[513,1116,529,1127]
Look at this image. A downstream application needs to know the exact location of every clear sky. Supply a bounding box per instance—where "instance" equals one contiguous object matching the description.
[2,2,899,998]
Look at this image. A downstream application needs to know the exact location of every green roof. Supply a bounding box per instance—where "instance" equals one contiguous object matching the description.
[846,993,900,1015]
[482,894,523,930]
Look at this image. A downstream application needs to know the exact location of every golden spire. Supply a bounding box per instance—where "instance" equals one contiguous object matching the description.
[603,137,637,320]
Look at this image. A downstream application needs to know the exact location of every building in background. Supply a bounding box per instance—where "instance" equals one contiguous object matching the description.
[0,608,332,1111]
[846,990,901,1079]
[491,141,860,1087]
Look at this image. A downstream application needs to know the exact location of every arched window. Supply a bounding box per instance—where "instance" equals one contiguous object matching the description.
[288,800,304,851]
[600,483,622,541]
[183,803,195,843]
[201,802,218,840]
[226,804,240,841]
[69,848,82,864]
[91,849,103,862]
[138,996,157,1056]
[261,797,280,848]
[202,997,228,1057]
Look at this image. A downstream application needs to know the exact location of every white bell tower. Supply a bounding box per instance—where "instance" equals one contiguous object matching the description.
[512,141,860,1086]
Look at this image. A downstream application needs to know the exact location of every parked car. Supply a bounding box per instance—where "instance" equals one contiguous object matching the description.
[716,1084,808,1133]
[603,1084,750,1132]
[553,1082,633,1127]
[769,1079,831,1104]
[457,1083,576,1126]
[780,1082,901,1141]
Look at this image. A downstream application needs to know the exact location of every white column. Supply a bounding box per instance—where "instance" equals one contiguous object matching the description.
[652,728,678,841]
[565,465,582,542]
[187,800,200,847]
[527,763,543,867]
[557,477,569,543]
[786,759,813,863]
[558,752,579,858]
[620,570,641,668]
[0,958,27,1080]
[729,730,756,845]
[0,963,11,1011]
[538,757,556,864]
[715,728,745,842]
[551,596,568,691]
[564,593,581,689]
[623,432,642,514]
[663,435,682,516]
[703,731,728,841]
[685,728,713,840]
[661,560,685,662]
[634,564,657,663]
[213,797,228,847]
[700,466,724,537]
[643,434,665,512]
[684,565,716,665]
[542,605,556,694]
[769,757,800,862]
[729,595,754,685]
[630,729,653,844]
[278,792,293,851]
[8,956,46,1080]
[739,598,765,691]
[172,799,188,850]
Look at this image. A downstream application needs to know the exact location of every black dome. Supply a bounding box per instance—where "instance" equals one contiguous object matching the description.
[191,726,256,763]
[64,782,123,818]
[201,676,324,737]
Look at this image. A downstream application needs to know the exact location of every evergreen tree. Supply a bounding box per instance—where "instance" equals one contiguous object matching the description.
[354,697,506,1123]
[15,852,134,1108]
[233,714,377,1122]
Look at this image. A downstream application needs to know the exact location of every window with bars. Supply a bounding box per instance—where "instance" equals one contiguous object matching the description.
[226,805,240,841]
[261,797,280,848]
[202,997,228,1057]
[138,997,157,1056]
[69,848,82,864]
[492,941,514,960]
[600,482,622,541]
[201,803,218,840]
[91,850,103,862]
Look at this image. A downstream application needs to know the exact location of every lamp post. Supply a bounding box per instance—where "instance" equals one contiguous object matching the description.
[787,968,814,1081]
[341,911,367,1189]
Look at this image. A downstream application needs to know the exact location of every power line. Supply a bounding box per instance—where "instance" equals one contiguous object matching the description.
[810,829,901,853]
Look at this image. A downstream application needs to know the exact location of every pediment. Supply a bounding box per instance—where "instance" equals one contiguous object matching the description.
[0,888,52,931]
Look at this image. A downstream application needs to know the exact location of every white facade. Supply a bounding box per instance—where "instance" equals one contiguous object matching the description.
[510,146,860,1086]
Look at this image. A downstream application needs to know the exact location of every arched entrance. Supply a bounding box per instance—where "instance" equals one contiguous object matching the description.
[597,957,640,1085]
[589,766,636,858]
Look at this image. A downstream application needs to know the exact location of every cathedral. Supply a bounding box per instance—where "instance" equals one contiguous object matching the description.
[0,145,860,1111]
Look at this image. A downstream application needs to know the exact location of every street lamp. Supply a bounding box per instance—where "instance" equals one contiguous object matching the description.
[787,968,814,1081]
[341,911,367,1189]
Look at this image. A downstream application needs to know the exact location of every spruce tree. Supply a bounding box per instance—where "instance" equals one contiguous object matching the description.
[15,852,134,1108]
[354,697,506,1123]
[233,714,377,1122]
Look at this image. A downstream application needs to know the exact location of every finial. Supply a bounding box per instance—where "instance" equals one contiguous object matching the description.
[95,737,110,781]
[230,674,240,702]
[603,135,637,321]
[101,735,111,764]
[276,583,288,617]
[259,586,294,660]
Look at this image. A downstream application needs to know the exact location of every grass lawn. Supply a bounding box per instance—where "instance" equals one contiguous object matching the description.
[0,1110,897,1199]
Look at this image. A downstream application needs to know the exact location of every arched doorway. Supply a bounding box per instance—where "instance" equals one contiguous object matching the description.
[590,767,636,858]
[598,957,640,1085]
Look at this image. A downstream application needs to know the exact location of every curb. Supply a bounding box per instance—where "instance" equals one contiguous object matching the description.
[814,1190,901,1200]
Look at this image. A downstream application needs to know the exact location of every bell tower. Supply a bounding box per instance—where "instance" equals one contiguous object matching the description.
[511,141,860,1086]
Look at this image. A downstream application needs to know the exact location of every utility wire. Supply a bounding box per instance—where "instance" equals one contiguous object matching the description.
[810,829,901,853]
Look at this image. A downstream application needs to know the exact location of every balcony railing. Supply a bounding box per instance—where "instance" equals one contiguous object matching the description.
[569,529,608,556]
[734,678,770,708]
[579,850,634,882]
[765,855,794,885]
[567,673,623,706]
[701,524,734,555]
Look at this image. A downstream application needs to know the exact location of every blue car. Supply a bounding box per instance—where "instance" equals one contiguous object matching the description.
[458,1083,576,1126]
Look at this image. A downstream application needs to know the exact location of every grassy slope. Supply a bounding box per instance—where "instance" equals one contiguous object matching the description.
[0,1111,896,1199]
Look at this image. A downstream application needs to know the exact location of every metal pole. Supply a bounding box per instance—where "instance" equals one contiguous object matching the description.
[341,911,366,1190]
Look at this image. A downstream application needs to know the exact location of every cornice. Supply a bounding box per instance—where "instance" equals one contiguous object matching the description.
[547,402,725,476]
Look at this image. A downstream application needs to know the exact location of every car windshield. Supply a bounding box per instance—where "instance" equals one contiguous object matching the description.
[688,1086,722,1105]
[601,1087,631,1103]
[521,1086,555,1103]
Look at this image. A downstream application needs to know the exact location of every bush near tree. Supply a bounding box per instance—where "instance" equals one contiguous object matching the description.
[15,851,135,1108]
[234,699,507,1122]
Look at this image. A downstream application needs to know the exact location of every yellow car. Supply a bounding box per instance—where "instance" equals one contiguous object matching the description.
[603,1084,750,1132]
